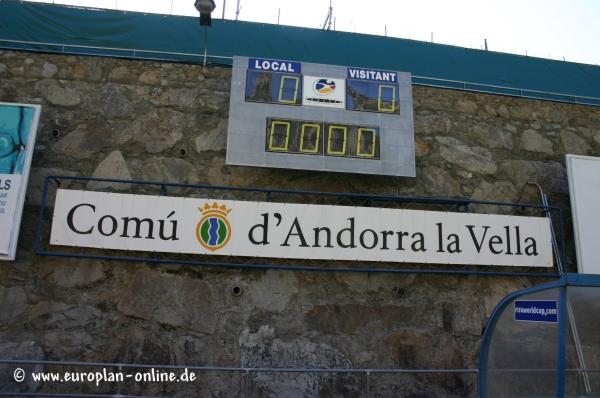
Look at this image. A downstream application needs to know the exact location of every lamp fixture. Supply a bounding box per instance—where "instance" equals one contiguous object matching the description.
[194,0,216,26]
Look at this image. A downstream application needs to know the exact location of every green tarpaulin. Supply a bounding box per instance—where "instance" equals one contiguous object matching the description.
[0,0,599,105]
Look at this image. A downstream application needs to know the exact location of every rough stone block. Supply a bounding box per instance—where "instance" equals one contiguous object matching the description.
[560,130,591,155]
[0,342,44,393]
[116,268,216,333]
[44,83,81,107]
[436,136,497,175]
[520,129,553,154]
[87,150,132,190]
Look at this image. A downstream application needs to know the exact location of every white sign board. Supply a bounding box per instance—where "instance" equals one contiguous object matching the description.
[50,189,553,267]
[302,75,346,109]
[0,103,41,261]
[567,154,600,274]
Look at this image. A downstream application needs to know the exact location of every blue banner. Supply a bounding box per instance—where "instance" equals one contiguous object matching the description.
[347,67,398,83]
[514,300,558,323]
[248,58,301,74]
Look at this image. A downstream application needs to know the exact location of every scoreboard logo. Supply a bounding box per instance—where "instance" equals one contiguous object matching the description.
[313,79,336,95]
[303,76,345,109]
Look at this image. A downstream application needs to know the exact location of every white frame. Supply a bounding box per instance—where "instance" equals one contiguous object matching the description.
[0,102,42,261]
[566,154,600,275]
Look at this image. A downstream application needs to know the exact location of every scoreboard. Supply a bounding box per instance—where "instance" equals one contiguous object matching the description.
[226,56,415,177]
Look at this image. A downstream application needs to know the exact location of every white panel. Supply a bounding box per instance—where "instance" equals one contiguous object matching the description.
[0,175,21,254]
[51,189,554,268]
[226,57,416,177]
[566,155,600,274]
[0,103,42,261]
[302,75,346,109]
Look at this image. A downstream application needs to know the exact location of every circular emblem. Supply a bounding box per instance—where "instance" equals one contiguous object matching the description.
[196,204,232,252]
[313,79,336,95]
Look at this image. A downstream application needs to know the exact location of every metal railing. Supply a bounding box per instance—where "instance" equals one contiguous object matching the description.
[1,38,599,106]
[2,358,599,397]
[0,359,479,398]
[34,176,565,278]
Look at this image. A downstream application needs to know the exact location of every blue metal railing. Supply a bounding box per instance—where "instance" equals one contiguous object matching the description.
[34,176,565,278]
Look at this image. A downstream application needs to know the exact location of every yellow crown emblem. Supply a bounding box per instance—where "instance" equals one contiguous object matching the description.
[198,202,232,216]
[196,202,233,252]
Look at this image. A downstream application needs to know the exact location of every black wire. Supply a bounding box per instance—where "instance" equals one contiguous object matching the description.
[17,105,26,150]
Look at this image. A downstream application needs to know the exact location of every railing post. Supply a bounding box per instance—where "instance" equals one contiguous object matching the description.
[117,365,123,396]
[556,285,567,397]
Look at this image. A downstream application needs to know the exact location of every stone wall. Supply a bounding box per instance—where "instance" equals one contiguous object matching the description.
[1,49,599,397]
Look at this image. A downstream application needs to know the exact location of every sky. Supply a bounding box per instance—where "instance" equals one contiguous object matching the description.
[28,0,600,66]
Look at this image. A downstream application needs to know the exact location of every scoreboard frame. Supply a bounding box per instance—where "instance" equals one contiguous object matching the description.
[226,56,416,177]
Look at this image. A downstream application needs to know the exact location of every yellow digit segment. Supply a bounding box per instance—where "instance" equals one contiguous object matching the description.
[327,125,348,155]
[357,128,377,158]
[300,123,321,153]
[268,120,291,151]
[378,84,396,113]
[278,75,300,104]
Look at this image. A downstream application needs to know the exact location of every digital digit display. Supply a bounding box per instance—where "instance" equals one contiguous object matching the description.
[245,70,302,106]
[265,118,379,159]
[327,125,347,156]
[326,124,380,159]
[300,123,321,153]
[346,79,399,114]
[357,128,377,157]
[268,120,291,150]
